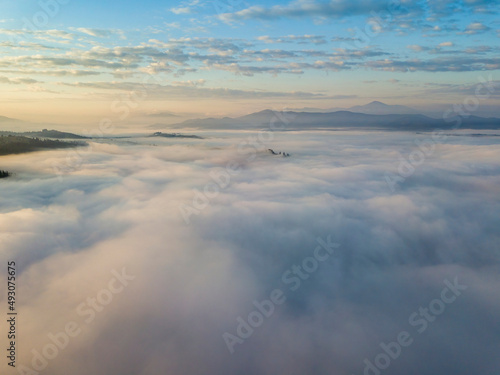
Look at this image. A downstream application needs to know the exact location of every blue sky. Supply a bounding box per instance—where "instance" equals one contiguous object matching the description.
[0,0,499,123]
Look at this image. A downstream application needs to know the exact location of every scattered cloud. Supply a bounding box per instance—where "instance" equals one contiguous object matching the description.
[219,0,411,22]
[170,0,202,14]
[0,69,101,77]
[462,21,491,34]
[171,79,206,87]
[407,45,428,52]
[171,6,192,14]
[0,76,39,84]
[73,28,114,38]
[365,56,500,72]
[257,34,327,45]
[60,80,327,99]
[0,41,60,50]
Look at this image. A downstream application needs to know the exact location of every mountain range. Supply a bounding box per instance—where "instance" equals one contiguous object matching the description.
[166,108,500,131]
[0,129,89,139]
[346,101,421,115]
[1,102,499,133]
[290,101,422,115]
[0,115,21,123]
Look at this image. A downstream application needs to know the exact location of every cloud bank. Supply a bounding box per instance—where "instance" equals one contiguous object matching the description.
[0,129,499,374]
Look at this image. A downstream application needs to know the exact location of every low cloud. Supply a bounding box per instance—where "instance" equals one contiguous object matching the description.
[1,129,499,374]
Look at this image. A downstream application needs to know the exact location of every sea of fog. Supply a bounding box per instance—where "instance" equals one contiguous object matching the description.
[1,129,499,375]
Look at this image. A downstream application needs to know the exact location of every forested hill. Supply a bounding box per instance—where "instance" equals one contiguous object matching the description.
[0,129,89,139]
[0,135,85,156]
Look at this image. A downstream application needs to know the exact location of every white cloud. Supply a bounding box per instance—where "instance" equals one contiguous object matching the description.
[0,76,39,84]
[463,21,490,34]
[171,6,192,14]
[74,28,114,37]
[1,129,500,374]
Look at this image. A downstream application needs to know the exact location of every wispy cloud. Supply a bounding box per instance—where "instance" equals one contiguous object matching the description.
[59,80,327,99]
[257,34,327,45]
[462,21,491,34]
[170,0,202,14]
[0,76,39,84]
[365,56,500,72]
[219,0,403,22]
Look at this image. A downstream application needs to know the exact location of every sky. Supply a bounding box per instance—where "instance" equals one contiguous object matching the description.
[0,0,499,123]
[1,2,500,374]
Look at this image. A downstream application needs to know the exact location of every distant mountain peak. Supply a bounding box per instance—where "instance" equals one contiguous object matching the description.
[0,115,22,123]
[252,109,275,115]
[348,102,419,115]
[164,108,499,131]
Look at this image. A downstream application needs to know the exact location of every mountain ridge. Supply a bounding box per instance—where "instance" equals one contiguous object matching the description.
[0,115,22,123]
[347,101,420,115]
[164,109,500,131]
[289,101,421,115]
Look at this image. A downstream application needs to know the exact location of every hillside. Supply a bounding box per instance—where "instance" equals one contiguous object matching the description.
[150,132,203,139]
[0,129,89,139]
[0,135,86,156]
[0,115,21,123]
[22,129,90,139]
